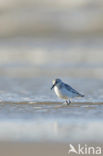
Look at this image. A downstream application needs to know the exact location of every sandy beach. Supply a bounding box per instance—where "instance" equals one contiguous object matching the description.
[0,142,67,156]
[0,142,102,156]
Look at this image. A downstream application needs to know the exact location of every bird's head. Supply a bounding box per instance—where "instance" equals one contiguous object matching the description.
[51,78,62,90]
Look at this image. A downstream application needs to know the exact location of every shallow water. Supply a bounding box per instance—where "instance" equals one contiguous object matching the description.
[0,77,103,142]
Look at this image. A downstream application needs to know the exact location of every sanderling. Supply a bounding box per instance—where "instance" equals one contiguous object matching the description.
[51,78,84,105]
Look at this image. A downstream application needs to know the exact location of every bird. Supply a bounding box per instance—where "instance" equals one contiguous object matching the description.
[51,78,84,105]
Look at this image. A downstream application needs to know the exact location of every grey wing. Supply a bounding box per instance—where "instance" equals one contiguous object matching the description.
[64,83,84,97]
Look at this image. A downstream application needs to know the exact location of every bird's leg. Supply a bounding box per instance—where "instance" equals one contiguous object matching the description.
[69,99,71,104]
[66,100,69,105]
[66,99,71,105]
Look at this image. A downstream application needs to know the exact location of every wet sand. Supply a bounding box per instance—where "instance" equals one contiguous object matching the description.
[0,100,103,143]
[0,142,102,156]
[0,142,67,156]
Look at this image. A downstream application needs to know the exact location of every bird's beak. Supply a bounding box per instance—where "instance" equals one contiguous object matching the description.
[51,84,55,90]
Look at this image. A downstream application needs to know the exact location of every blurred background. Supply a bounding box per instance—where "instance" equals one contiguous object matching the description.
[0,0,103,78]
[0,1,103,155]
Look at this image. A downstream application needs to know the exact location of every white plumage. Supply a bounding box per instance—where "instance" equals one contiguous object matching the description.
[51,78,84,105]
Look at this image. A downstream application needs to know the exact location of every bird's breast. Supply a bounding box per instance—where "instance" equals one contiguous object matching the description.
[54,86,68,99]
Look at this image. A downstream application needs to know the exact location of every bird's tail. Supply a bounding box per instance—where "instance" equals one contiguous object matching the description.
[80,94,85,97]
